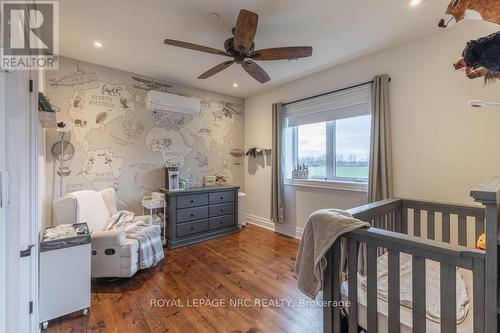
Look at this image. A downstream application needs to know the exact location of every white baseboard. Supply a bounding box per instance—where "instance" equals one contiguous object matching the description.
[246,214,304,239]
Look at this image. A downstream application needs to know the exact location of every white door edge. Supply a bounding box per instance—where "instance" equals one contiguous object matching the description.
[0,70,7,333]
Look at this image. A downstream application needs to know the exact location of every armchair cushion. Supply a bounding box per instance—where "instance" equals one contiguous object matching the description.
[68,190,110,232]
[53,196,78,225]
[91,229,126,248]
[100,188,118,215]
[120,238,139,258]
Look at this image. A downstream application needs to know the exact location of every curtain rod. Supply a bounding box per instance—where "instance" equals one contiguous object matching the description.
[282,77,391,106]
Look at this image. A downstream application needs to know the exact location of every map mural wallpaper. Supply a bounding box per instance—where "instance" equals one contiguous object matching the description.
[44,57,244,216]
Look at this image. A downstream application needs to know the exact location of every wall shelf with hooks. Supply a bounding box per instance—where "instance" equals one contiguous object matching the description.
[245,147,271,158]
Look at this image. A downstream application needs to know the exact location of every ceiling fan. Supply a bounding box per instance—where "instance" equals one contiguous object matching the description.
[164,9,313,84]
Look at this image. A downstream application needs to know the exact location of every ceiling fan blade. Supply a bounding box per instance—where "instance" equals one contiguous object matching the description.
[250,46,313,61]
[242,60,270,83]
[164,39,230,57]
[234,9,258,52]
[198,60,235,79]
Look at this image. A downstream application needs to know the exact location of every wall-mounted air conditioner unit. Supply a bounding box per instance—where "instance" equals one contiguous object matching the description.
[146,90,201,115]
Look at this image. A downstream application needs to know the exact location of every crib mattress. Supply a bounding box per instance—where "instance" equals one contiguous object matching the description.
[340,268,474,333]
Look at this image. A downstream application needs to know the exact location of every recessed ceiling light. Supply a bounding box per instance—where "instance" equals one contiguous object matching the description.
[409,0,424,7]
[93,41,103,48]
[232,83,238,87]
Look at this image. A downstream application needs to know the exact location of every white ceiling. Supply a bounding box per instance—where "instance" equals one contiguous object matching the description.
[58,0,449,98]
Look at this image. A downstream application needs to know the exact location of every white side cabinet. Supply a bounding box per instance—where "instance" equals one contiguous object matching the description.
[39,225,91,330]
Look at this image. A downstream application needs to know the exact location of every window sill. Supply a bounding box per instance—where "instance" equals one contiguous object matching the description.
[284,178,368,192]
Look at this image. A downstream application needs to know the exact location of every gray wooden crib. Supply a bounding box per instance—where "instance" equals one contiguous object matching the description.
[323,178,500,333]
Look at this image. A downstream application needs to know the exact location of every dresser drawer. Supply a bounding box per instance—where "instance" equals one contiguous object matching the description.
[177,193,208,209]
[176,219,209,238]
[209,203,235,217]
[177,206,208,223]
[209,191,235,205]
[209,215,235,230]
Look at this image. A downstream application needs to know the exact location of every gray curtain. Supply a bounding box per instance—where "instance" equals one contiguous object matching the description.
[271,103,285,223]
[368,74,393,202]
[357,75,393,276]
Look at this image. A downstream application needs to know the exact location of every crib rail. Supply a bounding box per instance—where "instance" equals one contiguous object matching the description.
[349,199,403,244]
[402,199,485,246]
[350,198,486,247]
[324,231,485,333]
[345,230,485,333]
[322,177,500,333]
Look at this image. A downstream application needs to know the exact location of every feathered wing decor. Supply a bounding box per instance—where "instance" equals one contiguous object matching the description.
[438,0,500,28]
[453,31,500,83]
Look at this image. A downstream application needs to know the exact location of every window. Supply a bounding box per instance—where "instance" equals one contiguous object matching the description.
[297,122,326,178]
[284,84,372,183]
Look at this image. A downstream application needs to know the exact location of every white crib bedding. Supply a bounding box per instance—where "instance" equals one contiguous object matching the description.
[340,253,474,333]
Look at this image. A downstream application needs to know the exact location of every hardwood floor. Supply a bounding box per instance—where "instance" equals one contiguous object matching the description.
[45,224,323,333]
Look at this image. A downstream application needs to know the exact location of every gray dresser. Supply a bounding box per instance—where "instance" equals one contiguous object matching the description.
[161,186,239,249]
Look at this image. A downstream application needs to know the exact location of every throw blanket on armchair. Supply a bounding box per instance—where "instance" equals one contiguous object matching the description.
[106,211,164,269]
[294,209,370,299]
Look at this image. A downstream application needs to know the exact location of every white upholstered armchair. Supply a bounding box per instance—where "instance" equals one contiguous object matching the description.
[53,189,152,278]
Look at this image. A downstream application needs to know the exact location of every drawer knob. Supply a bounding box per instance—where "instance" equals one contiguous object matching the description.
[220,196,224,200]
[190,227,194,230]
[220,221,224,224]
[190,213,194,217]
[220,209,224,212]
[190,199,194,203]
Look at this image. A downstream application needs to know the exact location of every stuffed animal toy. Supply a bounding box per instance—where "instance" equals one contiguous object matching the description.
[453,31,500,82]
[438,0,500,28]
[476,233,486,250]
[215,175,227,187]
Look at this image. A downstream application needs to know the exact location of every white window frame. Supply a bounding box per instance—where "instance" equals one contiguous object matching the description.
[284,178,368,192]
[289,119,369,183]
[284,83,372,191]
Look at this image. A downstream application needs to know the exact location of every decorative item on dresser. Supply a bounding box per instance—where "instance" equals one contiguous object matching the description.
[161,186,239,249]
[165,167,180,190]
[204,175,216,187]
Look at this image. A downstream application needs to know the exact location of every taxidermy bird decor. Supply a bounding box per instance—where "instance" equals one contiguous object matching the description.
[438,0,500,27]
[164,9,313,83]
[453,31,500,83]
[437,0,500,83]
